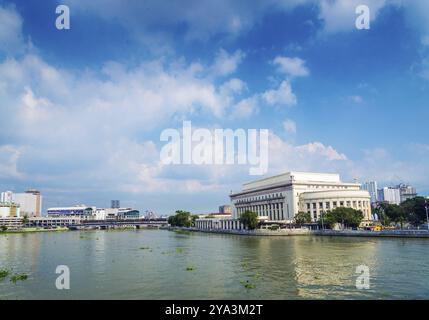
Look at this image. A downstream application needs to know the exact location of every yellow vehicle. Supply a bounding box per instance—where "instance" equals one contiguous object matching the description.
[363,225,382,231]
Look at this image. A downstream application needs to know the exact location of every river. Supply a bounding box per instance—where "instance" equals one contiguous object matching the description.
[1,229,428,299]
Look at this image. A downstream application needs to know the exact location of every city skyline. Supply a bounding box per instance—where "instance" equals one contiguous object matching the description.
[1,0,429,213]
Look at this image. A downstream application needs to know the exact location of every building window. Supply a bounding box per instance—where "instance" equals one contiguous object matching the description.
[319,202,323,209]
[340,201,344,206]
[306,203,310,210]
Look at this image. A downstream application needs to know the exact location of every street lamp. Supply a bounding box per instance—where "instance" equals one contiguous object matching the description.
[320,211,325,231]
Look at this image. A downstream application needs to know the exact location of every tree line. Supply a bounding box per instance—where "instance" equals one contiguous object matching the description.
[373,197,428,228]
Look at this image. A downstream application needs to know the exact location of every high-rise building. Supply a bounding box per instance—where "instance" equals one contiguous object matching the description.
[397,184,417,203]
[0,191,13,203]
[111,200,120,209]
[361,181,378,203]
[377,187,401,205]
[12,189,42,217]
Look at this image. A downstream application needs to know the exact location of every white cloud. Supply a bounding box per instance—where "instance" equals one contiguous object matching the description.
[273,56,309,77]
[0,145,22,179]
[0,48,299,199]
[262,80,297,106]
[319,0,387,33]
[283,118,297,134]
[220,78,247,95]
[211,49,245,77]
[231,96,259,119]
[0,5,25,54]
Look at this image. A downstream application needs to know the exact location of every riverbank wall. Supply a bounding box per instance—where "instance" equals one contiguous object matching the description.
[173,226,429,238]
[168,226,311,236]
[313,229,429,238]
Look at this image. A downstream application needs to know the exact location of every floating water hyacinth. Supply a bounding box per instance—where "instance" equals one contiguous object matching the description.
[240,280,256,289]
[11,273,28,283]
[0,269,10,280]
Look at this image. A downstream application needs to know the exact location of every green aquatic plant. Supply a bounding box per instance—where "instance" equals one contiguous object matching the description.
[240,280,256,289]
[186,266,196,271]
[10,273,28,283]
[0,269,10,280]
[241,261,249,270]
[175,248,185,253]
[174,229,191,235]
[139,246,151,250]
[252,272,261,280]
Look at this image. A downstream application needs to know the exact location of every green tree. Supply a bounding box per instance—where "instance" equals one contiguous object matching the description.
[168,210,194,227]
[323,207,364,229]
[22,215,29,227]
[384,204,406,228]
[401,197,428,226]
[373,203,391,226]
[294,211,312,224]
[239,210,259,230]
[0,225,7,232]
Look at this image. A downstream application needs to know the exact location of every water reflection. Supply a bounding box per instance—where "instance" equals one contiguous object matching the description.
[0,230,428,299]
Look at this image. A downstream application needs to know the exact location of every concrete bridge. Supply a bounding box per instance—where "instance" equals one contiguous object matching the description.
[68,218,168,230]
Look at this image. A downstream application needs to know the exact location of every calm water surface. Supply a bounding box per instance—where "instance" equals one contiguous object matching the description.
[0,229,428,299]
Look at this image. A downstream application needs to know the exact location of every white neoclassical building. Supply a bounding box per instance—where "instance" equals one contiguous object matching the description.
[195,171,372,231]
[230,171,372,223]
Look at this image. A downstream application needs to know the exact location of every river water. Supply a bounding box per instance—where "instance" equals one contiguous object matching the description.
[1,229,428,299]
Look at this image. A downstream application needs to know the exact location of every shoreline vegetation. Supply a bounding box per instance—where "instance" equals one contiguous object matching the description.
[0,227,68,234]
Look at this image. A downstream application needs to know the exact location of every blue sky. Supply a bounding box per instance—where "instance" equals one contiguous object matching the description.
[0,0,428,213]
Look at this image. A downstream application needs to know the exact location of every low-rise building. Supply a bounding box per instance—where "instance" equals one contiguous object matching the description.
[47,206,95,218]
[28,216,81,228]
[230,171,372,223]
[0,217,23,228]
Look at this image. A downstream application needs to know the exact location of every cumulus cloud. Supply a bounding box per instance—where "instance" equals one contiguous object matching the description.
[319,0,388,33]
[0,145,22,179]
[262,80,297,106]
[211,49,245,77]
[0,47,298,203]
[273,56,309,77]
